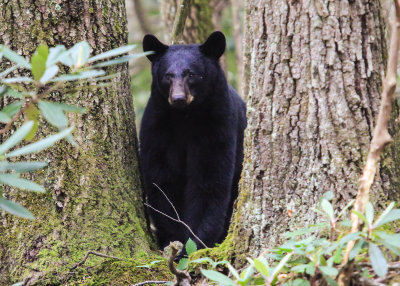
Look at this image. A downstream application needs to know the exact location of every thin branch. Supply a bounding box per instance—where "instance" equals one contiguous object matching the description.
[144,203,207,249]
[131,281,169,286]
[153,183,181,221]
[70,250,121,271]
[338,1,400,285]
[171,0,192,44]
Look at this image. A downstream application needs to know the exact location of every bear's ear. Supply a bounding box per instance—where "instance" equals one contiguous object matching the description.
[200,31,226,59]
[143,34,169,62]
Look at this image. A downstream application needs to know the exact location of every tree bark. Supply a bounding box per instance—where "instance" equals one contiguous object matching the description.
[160,0,215,44]
[229,0,398,265]
[0,0,151,284]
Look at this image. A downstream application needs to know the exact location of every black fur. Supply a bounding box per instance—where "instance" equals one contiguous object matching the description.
[140,32,246,250]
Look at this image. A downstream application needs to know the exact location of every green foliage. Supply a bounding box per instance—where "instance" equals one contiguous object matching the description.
[198,194,400,285]
[0,42,149,219]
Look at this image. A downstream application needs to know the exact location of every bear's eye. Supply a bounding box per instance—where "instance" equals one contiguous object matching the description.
[188,72,195,78]
[165,73,173,80]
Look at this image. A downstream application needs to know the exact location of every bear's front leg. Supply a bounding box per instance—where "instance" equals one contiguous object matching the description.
[182,143,236,249]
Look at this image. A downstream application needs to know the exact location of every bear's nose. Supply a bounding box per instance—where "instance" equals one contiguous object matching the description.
[171,95,187,108]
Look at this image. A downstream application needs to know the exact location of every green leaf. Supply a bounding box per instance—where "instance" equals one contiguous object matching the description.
[176,258,188,270]
[47,45,67,67]
[239,265,254,283]
[201,269,236,286]
[338,200,355,218]
[6,126,73,158]
[253,257,269,277]
[373,202,395,228]
[291,279,310,286]
[5,88,24,99]
[323,191,334,201]
[376,232,400,248]
[191,257,215,265]
[53,103,85,113]
[37,44,49,60]
[0,111,11,123]
[52,70,106,82]
[11,282,24,286]
[365,202,374,226]
[1,77,32,83]
[71,41,91,68]
[38,100,68,129]
[0,65,19,78]
[369,243,387,278]
[185,238,197,256]
[319,266,338,277]
[91,53,150,68]
[305,264,315,276]
[0,197,34,219]
[352,210,369,225]
[270,252,292,281]
[24,104,39,141]
[1,46,31,69]
[88,44,136,63]
[349,239,365,261]
[0,121,33,155]
[1,101,23,117]
[285,223,329,238]
[226,262,240,280]
[31,44,49,81]
[0,161,48,173]
[373,209,400,228]
[291,264,308,273]
[339,232,362,245]
[321,199,334,220]
[40,65,59,84]
[0,173,45,192]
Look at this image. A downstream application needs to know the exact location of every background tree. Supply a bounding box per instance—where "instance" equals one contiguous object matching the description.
[227,0,400,266]
[0,1,154,284]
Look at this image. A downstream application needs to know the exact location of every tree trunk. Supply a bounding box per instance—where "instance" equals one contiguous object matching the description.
[229,0,398,266]
[0,1,152,284]
[160,0,215,44]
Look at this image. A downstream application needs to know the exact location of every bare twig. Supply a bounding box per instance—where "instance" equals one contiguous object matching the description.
[131,281,170,286]
[168,242,191,286]
[70,250,121,271]
[144,203,207,248]
[153,183,181,221]
[338,1,400,285]
[171,0,192,44]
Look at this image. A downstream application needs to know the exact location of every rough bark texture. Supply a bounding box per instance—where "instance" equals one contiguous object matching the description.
[229,0,398,265]
[0,1,152,284]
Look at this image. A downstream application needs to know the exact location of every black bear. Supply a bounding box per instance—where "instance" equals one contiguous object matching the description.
[140,31,246,251]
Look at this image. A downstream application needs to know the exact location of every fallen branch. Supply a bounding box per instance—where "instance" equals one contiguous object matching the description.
[168,242,191,286]
[70,250,121,271]
[131,281,170,286]
[338,1,400,285]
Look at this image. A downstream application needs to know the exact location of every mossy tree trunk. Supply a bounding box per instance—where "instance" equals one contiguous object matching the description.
[0,1,152,284]
[228,0,399,266]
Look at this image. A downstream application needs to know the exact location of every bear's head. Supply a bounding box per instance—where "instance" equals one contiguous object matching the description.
[143,31,226,109]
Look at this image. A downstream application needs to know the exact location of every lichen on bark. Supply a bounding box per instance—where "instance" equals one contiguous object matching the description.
[0,0,153,284]
[226,0,398,266]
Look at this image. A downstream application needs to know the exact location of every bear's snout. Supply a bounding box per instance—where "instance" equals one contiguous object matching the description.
[170,94,187,108]
[168,79,193,108]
